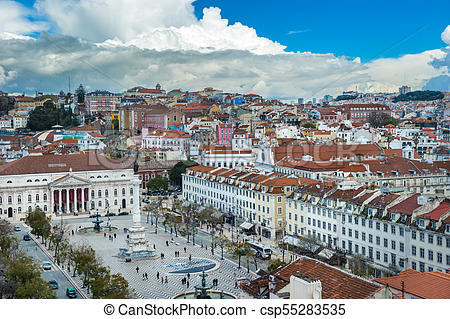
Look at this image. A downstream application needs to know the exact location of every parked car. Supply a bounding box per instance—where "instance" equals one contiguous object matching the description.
[42,262,52,270]
[48,280,59,289]
[89,213,101,218]
[14,225,21,231]
[23,234,31,241]
[66,287,77,298]
[104,212,116,217]
[118,211,129,216]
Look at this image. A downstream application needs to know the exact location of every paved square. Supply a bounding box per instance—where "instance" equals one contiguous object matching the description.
[65,217,257,299]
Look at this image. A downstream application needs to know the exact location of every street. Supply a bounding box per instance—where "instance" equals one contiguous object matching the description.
[12,223,75,299]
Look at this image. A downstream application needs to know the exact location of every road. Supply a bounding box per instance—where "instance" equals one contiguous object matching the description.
[12,223,74,299]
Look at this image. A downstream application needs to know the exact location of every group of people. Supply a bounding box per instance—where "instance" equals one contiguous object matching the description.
[104,232,117,241]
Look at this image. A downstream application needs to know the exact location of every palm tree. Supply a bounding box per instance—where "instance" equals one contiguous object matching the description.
[213,234,231,260]
[228,241,247,269]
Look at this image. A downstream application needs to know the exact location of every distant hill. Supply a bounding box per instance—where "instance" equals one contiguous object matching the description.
[393,90,444,102]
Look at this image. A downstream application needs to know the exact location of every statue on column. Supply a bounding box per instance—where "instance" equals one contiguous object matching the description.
[119,177,156,260]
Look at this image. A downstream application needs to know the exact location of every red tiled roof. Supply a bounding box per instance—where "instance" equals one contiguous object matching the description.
[0,153,132,175]
[242,257,383,299]
[421,199,450,221]
[374,269,450,299]
[388,194,422,216]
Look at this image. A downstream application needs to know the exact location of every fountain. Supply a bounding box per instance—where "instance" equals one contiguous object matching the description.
[78,214,119,234]
[92,214,103,232]
[172,271,236,299]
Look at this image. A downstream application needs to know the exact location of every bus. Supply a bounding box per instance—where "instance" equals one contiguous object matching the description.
[246,241,272,259]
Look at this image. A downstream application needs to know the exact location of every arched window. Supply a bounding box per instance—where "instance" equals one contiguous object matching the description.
[0,196,3,204]
[43,194,47,201]
[130,188,133,195]
[28,206,32,212]
[8,196,12,204]
[7,181,12,184]
[18,207,21,214]
[130,198,133,205]
[114,189,118,196]
[114,199,117,206]
[97,176,102,178]
[105,189,109,197]
[35,179,39,182]
[44,205,47,212]
[27,179,32,183]
[122,188,125,196]
[98,201,102,207]
[91,201,95,209]
[42,179,47,181]
[36,194,40,202]
[121,174,126,177]
[28,195,32,203]
[98,190,102,197]
[18,195,21,204]
[91,190,95,198]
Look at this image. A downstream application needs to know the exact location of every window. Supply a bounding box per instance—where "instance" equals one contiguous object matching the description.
[376,251,381,260]
[420,248,425,258]
[369,234,373,243]
[114,189,118,196]
[412,230,416,240]
[376,222,380,230]
[391,240,396,250]
[391,225,396,234]
[437,236,442,246]
[91,190,95,198]
[399,227,404,237]
[36,194,39,202]
[122,188,126,196]
[384,253,388,263]
[8,196,12,204]
[428,250,433,261]
[419,262,425,272]
[412,245,416,256]
[383,224,388,232]
[428,234,433,244]
[376,236,380,245]
[43,194,47,201]
[383,238,388,248]
[105,190,109,197]
[342,227,346,235]
[400,242,404,252]
[28,195,32,203]
[412,261,417,270]
[130,188,133,195]
[17,195,21,204]
[98,200,102,207]
[447,255,450,266]
[419,232,425,242]
[437,252,442,264]
[369,220,373,229]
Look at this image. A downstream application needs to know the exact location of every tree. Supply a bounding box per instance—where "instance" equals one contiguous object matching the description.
[367,112,397,128]
[5,253,56,299]
[75,84,86,104]
[212,234,230,260]
[227,241,248,269]
[90,266,132,298]
[146,174,169,191]
[302,122,316,129]
[27,100,79,131]
[169,161,198,186]
[26,208,51,244]
[393,90,444,102]
[267,258,287,272]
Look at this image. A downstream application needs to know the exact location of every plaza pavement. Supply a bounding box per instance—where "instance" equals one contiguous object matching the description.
[65,217,257,299]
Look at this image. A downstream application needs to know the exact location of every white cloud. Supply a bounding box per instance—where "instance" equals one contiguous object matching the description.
[0,0,47,36]
[36,0,286,55]
[441,25,450,45]
[0,1,447,97]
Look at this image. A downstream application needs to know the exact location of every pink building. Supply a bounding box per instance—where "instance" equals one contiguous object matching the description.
[216,124,233,146]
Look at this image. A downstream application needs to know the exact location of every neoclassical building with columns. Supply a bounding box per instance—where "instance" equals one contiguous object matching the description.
[0,153,136,220]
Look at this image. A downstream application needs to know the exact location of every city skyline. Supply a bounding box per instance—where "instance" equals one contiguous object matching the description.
[0,0,448,99]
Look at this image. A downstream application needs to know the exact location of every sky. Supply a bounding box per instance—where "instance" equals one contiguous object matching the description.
[0,0,449,100]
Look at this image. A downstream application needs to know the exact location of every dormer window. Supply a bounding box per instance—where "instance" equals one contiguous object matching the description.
[409,170,416,175]
[417,219,425,227]
[392,171,398,176]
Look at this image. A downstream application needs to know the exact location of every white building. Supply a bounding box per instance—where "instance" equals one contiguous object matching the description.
[0,153,136,220]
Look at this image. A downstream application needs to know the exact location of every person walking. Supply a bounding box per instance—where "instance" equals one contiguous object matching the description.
[165,276,168,284]
[186,281,189,288]
[187,273,190,280]
[136,266,139,273]
[157,272,160,279]
[142,273,145,280]
[114,233,117,239]
[161,277,164,284]
[184,247,187,253]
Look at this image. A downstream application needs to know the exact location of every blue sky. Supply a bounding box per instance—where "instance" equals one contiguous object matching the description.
[193,0,449,61]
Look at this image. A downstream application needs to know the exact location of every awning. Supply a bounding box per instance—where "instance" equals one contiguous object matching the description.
[239,222,255,230]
